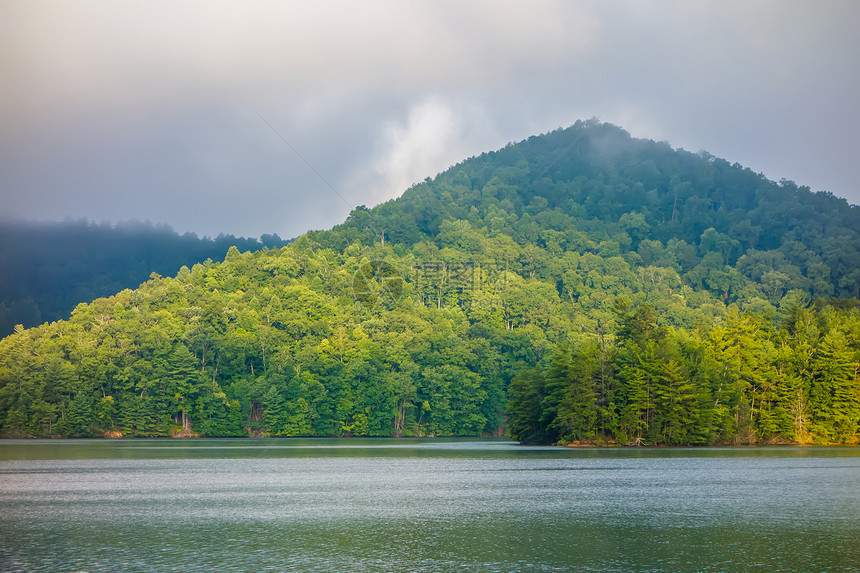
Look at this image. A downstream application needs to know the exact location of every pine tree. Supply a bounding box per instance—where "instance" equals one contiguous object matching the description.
[262,385,285,435]
[811,330,859,443]
[653,359,700,444]
[506,367,546,443]
[552,342,599,443]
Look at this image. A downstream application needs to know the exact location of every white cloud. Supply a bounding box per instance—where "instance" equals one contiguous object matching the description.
[372,100,463,202]
[350,98,513,208]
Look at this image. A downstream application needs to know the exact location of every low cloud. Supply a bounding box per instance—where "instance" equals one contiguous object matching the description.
[367,100,482,205]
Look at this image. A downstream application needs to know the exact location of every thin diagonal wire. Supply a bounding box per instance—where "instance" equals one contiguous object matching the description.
[255,110,355,212]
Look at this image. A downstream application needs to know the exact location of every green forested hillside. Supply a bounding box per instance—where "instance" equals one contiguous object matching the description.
[1,121,858,443]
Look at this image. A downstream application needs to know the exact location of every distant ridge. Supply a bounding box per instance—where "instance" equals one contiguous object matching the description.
[0,219,289,336]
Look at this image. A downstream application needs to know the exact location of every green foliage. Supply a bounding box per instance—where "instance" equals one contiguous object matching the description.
[506,368,547,444]
[510,301,860,445]
[1,121,858,443]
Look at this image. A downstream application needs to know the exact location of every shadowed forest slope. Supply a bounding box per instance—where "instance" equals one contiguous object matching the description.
[0,219,288,336]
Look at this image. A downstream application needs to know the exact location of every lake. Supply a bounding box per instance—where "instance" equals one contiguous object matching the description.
[0,439,858,572]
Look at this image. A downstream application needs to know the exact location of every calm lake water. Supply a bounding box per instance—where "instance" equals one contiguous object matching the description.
[0,439,858,572]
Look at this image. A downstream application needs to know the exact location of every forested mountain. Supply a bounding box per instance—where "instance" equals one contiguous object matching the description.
[0,220,288,337]
[1,120,858,444]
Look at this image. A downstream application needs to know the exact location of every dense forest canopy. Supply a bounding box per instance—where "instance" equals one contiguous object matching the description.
[0,219,289,337]
[1,120,858,443]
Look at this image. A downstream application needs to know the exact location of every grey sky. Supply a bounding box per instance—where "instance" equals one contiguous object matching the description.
[1,0,857,239]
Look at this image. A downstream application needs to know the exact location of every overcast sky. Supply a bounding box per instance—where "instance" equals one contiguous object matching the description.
[1,1,857,239]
